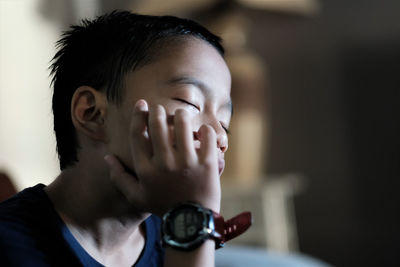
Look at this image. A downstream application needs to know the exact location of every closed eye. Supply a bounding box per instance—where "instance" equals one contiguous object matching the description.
[221,124,230,135]
[173,98,200,111]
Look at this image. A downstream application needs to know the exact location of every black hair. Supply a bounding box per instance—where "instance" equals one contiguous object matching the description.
[50,10,224,170]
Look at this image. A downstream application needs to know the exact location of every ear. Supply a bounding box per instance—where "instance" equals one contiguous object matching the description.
[71,86,108,142]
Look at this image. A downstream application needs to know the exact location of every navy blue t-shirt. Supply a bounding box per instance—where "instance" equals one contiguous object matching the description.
[0,184,164,266]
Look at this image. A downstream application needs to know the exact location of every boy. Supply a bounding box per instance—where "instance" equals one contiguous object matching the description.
[0,11,250,266]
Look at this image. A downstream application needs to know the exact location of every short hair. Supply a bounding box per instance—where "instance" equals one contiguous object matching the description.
[50,11,224,170]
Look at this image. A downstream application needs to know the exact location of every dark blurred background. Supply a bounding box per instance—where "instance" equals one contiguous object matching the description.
[243,1,400,266]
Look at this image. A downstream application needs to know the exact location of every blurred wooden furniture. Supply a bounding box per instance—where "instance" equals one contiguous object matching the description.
[221,174,306,252]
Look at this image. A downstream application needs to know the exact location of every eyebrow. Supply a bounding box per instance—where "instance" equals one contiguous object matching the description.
[168,76,233,115]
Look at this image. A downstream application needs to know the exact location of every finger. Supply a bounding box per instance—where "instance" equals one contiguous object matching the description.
[104,154,141,204]
[130,99,152,166]
[198,124,218,168]
[148,104,172,159]
[174,109,196,162]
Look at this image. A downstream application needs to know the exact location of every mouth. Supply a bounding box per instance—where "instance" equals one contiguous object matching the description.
[218,158,225,176]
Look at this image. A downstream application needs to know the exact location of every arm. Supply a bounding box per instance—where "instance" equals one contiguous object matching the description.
[164,240,215,267]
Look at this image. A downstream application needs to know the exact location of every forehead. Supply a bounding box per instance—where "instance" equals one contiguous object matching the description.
[132,37,232,96]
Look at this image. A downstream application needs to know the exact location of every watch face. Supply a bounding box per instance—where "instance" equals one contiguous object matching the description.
[162,202,216,250]
[167,206,205,243]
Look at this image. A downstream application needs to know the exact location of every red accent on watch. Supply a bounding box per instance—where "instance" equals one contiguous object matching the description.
[212,211,252,248]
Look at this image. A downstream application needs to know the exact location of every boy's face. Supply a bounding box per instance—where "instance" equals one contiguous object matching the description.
[105,37,232,175]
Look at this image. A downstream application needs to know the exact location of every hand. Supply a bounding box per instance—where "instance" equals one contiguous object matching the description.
[104,99,221,216]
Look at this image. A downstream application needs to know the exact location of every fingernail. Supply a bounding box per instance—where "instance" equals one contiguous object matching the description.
[135,99,148,111]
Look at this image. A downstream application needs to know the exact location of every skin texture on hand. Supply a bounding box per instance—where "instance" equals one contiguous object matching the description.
[104,99,221,216]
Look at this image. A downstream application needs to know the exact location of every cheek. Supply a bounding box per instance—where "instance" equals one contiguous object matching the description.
[106,116,132,165]
[166,123,173,147]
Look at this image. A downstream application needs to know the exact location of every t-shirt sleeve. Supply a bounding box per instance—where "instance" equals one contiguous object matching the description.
[0,221,57,266]
[0,185,82,266]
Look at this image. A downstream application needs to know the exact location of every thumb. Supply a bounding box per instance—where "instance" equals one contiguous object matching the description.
[104,154,141,204]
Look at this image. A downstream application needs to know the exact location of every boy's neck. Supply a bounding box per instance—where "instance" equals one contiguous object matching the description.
[45,162,149,266]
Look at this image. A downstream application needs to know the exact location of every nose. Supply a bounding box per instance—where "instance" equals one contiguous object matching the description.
[208,119,228,154]
[194,115,229,153]
[217,130,228,153]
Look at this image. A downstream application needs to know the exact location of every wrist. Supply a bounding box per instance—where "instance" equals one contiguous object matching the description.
[193,189,221,213]
[163,239,216,267]
[196,198,220,213]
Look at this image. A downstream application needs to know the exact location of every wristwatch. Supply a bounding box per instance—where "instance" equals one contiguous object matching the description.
[161,202,252,251]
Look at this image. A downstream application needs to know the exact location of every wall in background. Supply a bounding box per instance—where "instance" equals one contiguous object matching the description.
[0,0,60,189]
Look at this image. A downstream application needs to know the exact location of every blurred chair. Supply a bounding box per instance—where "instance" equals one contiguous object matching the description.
[0,172,17,202]
[221,174,305,251]
[218,175,336,266]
